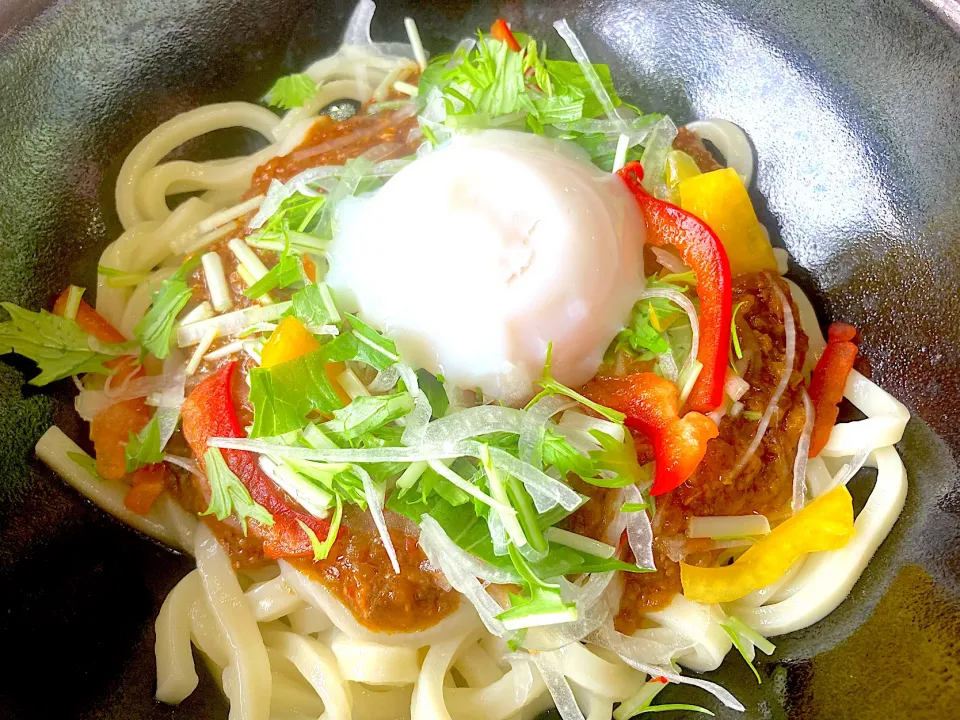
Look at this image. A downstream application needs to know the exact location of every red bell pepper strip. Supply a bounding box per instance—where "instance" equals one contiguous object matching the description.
[808,323,859,457]
[125,463,167,514]
[617,162,732,413]
[181,361,331,558]
[583,373,718,495]
[53,288,127,344]
[491,18,521,52]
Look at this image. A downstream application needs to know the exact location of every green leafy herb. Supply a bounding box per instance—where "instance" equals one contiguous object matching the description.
[632,705,715,717]
[496,544,577,630]
[416,369,449,419]
[243,251,302,299]
[721,615,775,684]
[346,314,400,371]
[291,283,341,326]
[420,30,629,139]
[134,255,202,359]
[323,392,414,441]
[247,193,329,254]
[528,343,625,424]
[0,302,133,386]
[201,448,274,534]
[248,347,345,437]
[298,494,342,561]
[264,73,318,110]
[124,415,163,473]
[68,451,105,481]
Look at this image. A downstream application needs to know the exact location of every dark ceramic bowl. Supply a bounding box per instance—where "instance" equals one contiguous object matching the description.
[1,1,959,718]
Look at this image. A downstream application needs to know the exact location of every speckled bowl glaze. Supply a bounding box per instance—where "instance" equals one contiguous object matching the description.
[0,1,958,718]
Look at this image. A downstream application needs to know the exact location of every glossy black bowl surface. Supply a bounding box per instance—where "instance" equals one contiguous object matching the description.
[1,1,959,718]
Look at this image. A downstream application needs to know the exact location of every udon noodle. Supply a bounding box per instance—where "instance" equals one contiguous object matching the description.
[8,2,912,718]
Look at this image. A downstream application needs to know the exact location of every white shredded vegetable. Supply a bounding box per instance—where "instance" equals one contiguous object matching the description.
[792,391,815,512]
[731,278,796,476]
[686,514,771,539]
[622,484,655,569]
[177,301,291,347]
[355,465,400,574]
[201,251,232,313]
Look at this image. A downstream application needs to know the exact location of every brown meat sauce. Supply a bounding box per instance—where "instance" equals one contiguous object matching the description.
[606,273,809,635]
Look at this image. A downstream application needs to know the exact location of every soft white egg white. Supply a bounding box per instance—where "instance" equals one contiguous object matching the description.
[326,130,646,405]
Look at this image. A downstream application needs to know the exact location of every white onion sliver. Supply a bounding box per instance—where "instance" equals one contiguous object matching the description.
[792,391,814,512]
[423,406,525,446]
[520,396,576,465]
[684,119,755,187]
[650,246,690,274]
[725,373,750,402]
[553,20,627,135]
[730,277,795,477]
[355,465,399,573]
[531,650,586,720]
[637,287,699,382]
[622,485,655,569]
[824,447,871,494]
[590,623,745,711]
[417,516,511,636]
[177,302,292,347]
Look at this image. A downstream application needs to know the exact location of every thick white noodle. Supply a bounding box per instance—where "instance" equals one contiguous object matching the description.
[263,629,352,720]
[155,570,202,703]
[330,632,421,684]
[245,576,303,623]
[195,523,271,720]
[116,103,280,229]
[35,427,190,551]
[820,369,910,457]
[645,594,732,672]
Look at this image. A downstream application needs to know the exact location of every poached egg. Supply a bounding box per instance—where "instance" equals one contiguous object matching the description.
[326,130,646,405]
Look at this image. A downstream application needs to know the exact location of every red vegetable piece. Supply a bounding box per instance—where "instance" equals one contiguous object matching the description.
[53,288,126,344]
[808,323,859,457]
[583,373,718,495]
[181,361,332,558]
[616,162,732,413]
[491,18,521,52]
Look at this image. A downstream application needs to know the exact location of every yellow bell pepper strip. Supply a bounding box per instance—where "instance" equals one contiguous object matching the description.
[259,316,351,405]
[261,316,321,368]
[678,167,778,276]
[680,484,855,603]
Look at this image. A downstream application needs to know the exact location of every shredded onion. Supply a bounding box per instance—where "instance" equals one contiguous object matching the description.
[422,405,525,446]
[684,118,755,187]
[552,20,627,135]
[730,277,795,477]
[650,246,689,274]
[162,454,204,479]
[354,465,399,574]
[725,373,750,402]
[530,650,586,720]
[590,623,745,711]
[519,396,576,466]
[177,302,292,347]
[792,391,815,512]
[823,447,871,494]
[417,516,512,637]
[622,485,655,569]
